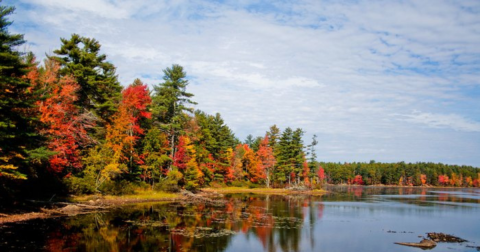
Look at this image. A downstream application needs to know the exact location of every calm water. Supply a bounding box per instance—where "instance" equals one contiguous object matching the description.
[1,187,479,251]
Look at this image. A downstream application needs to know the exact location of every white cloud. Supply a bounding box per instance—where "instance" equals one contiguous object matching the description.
[5,0,480,166]
[28,0,131,19]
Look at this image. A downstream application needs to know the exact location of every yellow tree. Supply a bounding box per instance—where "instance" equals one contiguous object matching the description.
[105,81,151,180]
[243,144,264,184]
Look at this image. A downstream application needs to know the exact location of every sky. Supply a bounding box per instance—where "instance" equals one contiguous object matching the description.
[5,0,480,167]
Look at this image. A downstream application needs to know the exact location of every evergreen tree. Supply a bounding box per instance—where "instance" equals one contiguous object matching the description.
[251,136,263,152]
[244,134,254,146]
[194,111,237,160]
[52,34,122,127]
[141,128,171,187]
[0,5,43,181]
[307,134,318,176]
[291,128,306,183]
[275,127,293,184]
[152,64,196,170]
[274,128,306,185]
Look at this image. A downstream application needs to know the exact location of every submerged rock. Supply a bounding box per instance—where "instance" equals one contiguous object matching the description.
[395,239,437,249]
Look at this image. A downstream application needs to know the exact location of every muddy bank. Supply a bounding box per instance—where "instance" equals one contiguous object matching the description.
[0,190,228,225]
[0,195,186,225]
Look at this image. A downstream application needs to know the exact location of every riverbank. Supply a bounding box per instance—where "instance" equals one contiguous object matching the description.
[0,187,327,225]
[0,190,181,225]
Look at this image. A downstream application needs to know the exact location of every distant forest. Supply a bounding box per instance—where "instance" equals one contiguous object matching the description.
[1,4,479,200]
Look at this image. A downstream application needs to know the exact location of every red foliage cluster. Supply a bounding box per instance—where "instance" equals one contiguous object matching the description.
[352,175,364,185]
[438,175,449,186]
[106,82,152,165]
[173,136,189,170]
[27,59,93,173]
[420,174,427,185]
[318,166,325,181]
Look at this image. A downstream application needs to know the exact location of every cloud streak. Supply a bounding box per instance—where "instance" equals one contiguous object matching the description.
[399,111,480,132]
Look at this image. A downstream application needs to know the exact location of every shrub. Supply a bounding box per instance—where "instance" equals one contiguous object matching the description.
[64,176,96,195]
[156,169,183,192]
[247,182,264,189]
[230,180,248,188]
[99,180,135,195]
[209,181,226,188]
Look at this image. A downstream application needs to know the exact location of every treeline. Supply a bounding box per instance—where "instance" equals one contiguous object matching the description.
[0,4,316,198]
[0,4,479,200]
[320,161,480,187]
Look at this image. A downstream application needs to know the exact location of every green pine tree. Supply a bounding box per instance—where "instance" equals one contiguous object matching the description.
[52,34,122,128]
[0,4,45,181]
[151,64,196,170]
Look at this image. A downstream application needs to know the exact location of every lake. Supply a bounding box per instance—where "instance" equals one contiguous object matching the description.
[1,186,479,251]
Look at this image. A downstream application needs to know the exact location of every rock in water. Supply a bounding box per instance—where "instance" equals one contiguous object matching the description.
[395,239,437,249]
[427,232,467,243]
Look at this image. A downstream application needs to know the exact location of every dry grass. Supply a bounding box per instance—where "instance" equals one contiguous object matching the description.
[202,187,326,195]
[72,189,180,203]
[72,187,326,204]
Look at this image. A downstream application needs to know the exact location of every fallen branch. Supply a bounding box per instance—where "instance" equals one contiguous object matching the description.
[395,239,437,249]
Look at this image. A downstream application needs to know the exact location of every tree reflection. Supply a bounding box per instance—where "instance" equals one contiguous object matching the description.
[35,194,326,251]
[2,187,479,251]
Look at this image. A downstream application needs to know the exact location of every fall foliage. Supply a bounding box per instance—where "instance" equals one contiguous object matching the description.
[28,59,93,173]
[1,1,479,202]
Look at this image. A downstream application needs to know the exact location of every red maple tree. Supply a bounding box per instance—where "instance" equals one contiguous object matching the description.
[27,59,93,173]
[256,135,276,187]
[353,175,364,185]
[106,81,151,167]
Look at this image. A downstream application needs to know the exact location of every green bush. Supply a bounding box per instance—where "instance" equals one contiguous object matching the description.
[155,180,179,192]
[64,176,96,195]
[230,180,249,188]
[99,180,135,195]
[185,181,197,191]
[210,181,226,188]
[248,182,264,189]
[156,169,183,192]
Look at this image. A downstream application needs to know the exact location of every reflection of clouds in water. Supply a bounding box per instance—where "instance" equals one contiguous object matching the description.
[371,191,480,208]
[0,190,479,252]
[429,190,480,200]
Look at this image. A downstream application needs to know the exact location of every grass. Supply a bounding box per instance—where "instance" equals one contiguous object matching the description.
[105,190,179,200]
[71,189,180,203]
[71,186,327,203]
[202,187,326,195]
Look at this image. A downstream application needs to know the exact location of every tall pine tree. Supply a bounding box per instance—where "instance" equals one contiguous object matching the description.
[152,64,196,170]
[0,5,43,181]
[52,34,122,130]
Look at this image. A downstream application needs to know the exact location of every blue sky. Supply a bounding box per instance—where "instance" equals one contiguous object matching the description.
[5,0,480,166]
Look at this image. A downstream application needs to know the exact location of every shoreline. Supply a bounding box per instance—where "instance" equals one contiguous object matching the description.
[1,185,477,225]
[0,193,183,225]
[324,184,478,189]
[0,187,325,225]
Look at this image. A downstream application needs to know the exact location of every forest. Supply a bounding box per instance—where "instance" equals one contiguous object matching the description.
[1,4,479,202]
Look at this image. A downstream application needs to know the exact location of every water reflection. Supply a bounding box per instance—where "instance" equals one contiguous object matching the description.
[0,187,479,252]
